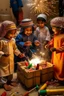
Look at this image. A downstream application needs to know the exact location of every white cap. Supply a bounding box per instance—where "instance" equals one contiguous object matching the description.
[37,14,47,21]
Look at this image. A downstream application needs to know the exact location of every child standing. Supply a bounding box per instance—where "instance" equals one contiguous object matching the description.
[15,18,40,58]
[46,17,64,82]
[10,0,23,26]
[34,14,51,61]
[0,20,25,91]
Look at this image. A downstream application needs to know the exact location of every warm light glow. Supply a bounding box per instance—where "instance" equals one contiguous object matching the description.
[27,0,58,16]
[29,57,41,66]
[40,52,45,56]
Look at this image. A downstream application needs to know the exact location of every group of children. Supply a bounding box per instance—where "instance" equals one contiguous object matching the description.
[0,14,64,91]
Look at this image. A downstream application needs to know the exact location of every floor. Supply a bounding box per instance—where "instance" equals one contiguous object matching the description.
[0,73,64,96]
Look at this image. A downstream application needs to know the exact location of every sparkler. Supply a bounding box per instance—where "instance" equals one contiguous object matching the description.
[29,51,46,66]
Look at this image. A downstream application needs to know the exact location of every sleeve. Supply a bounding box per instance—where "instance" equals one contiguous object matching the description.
[46,27,51,41]
[34,27,39,37]
[61,37,64,46]
[13,39,21,56]
[33,35,38,43]
[17,0,23,7]
[48,38,54,47]
[15,34,25,48]
[0,40,4,55]
[59,37,64,51]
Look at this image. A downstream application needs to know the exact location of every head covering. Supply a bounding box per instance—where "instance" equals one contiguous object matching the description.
[50,17,64,28]
[20,18,34,28]
[0,20,17,39]
[37,14,47,21]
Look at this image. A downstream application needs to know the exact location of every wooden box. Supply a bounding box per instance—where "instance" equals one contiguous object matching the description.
[17,64,40,89]
[40,62,53,83]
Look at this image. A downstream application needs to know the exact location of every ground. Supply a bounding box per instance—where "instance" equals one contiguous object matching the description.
[0,73,64,96]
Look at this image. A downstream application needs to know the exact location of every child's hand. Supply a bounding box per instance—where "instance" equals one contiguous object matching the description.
[18,53,25,58]
[3,53,10,57]
[56,47,64,53]
[34,40,40,46]
[45,44,50,49]
[50,47,56,52]
[24,41,32,46]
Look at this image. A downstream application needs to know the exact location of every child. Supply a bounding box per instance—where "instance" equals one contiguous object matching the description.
[34,14,51,61]
[0,20,25,91]
[15,18,40,58]
[46,17,64,82]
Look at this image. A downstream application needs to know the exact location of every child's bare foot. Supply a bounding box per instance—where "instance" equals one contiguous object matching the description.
[3,84,12,91]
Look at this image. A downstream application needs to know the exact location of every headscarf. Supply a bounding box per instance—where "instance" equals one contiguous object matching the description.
[37,14,47,21]
[50,17,64,28]
[20,18,34,35]
[0,20,17,39]
[20,18,34,28]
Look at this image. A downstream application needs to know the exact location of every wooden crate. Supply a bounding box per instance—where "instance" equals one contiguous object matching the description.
[40,62,53,83]
[17,64,40,89]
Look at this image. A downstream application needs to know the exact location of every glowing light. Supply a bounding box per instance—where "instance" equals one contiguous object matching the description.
[40,52,45,56]
[27,0,58,16]
[29,57,41,66]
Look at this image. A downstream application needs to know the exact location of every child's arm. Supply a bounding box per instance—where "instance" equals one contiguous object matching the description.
[15,34,25,48]
[45,38,53,49]
[46,27,51,42]
[33,35,40,46]
[56,46,64,53]
[34,27,39,37]
[13,39,25,58]
[0,40,11,57]
[56,38,64,53]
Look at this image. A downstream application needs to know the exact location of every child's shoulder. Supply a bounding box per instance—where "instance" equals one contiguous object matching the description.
[44,26,49,29]
[36,27,39,30]
[0,39,8,45]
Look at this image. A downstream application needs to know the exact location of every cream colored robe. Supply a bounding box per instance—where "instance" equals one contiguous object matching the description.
[0,38,21,77]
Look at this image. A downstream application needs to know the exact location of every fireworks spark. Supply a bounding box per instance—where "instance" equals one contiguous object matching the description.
[27,0,59,16]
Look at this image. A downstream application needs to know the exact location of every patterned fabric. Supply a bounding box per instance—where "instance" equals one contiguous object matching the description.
[0,20,16,39]
[50,17,64,28]
[20,18,34,28]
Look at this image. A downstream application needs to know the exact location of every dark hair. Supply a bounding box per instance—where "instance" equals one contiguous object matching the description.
[37,17,46,22]
[20,26,35,35]
[60,28,64,34]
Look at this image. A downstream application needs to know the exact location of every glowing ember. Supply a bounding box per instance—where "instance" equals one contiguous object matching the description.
[40,52,45,56]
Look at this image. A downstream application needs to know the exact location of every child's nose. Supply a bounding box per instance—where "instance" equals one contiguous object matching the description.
[27,31,31,33]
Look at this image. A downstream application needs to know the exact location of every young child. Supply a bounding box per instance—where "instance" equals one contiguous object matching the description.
[15,18,40,58]
[46,17,64,83]
[34,14,51,61]
[0,20,25,91]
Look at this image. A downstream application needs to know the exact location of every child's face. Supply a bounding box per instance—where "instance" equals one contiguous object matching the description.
[24,27,32,36]
[52,27,61,35]
[5,29,16,40]
[37,21,45,28]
